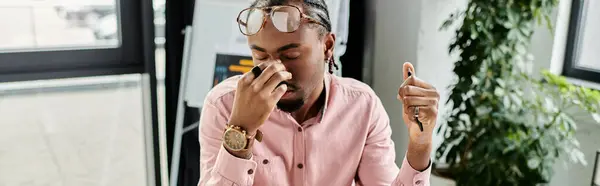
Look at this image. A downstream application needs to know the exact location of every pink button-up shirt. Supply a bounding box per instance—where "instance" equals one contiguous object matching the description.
[198,73,431,186]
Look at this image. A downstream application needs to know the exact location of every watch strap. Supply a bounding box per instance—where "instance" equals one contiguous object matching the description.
[254,130,263,142]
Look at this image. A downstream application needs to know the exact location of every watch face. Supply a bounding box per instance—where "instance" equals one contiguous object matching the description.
[224,129,247,150]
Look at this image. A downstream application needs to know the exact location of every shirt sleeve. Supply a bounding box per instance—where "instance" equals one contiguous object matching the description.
[394,156,431,186]
[356,96,431,186]
[198,101,257,186]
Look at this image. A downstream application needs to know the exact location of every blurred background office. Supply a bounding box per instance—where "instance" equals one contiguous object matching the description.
[0,0,598,186]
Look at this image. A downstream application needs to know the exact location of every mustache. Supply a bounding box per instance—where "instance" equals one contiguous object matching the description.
[278,81,297,90]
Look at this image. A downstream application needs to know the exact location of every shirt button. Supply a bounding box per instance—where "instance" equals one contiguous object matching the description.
[262,159,269,164]
[247,169,254,174]
[297,163,304,169]
[415,180,422,185]
[297,127,303,132]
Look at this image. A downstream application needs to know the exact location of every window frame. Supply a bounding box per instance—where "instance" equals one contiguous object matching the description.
[0,0,163,185]
[0,0,145,83]
[593,150,600,186]
[562,0,600,83]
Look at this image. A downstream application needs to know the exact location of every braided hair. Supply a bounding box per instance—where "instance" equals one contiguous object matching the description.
[328,57,339,74]
[250,0,339,74]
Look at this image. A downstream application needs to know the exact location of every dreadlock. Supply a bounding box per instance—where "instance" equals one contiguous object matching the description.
[250,0,339,74]
[328,57,339,74]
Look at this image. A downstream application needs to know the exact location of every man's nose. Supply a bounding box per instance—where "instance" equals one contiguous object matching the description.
[256,59,284,70]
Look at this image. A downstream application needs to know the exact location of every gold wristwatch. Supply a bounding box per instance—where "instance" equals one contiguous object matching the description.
[223,124,263,152]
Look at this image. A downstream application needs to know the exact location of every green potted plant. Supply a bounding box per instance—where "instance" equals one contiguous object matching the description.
[433,0,600,185]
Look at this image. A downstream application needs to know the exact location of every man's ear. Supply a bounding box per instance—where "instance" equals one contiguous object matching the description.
[324,33,336,61]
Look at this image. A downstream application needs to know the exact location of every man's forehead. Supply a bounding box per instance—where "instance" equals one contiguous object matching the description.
[247,31,306,52]
[246,19,314,49]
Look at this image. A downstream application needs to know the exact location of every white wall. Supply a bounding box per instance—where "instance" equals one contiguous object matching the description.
[414,0,467,159]
[370,0,465,171]
[371,0,422,165]
[370,0,600,185]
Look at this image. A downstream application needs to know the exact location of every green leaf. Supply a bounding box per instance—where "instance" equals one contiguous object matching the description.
[471,31,479,39]
[516,44,527,54]
[534,8,542,24]
[527,158,541,169]
[592,113,600,123]
[472,76,480,84]
[544,98,557,112]
[503,96,511,108]
[503,21,514,28]
[544,14,554,32]
[495,87,506,96]
[511,165,524,177]
[572,139,580,148]
[574,150,587,165]
[508,29,520,40]
[441,17,456,30]
[562,113,577,130]
[497,78,506,87]
[508,9,518,24]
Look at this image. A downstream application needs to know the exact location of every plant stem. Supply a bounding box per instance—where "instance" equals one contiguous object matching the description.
[459,136,473,170]
[548,111,561,128]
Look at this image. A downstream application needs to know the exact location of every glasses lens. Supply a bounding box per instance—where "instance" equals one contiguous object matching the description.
[239,8,264,35]
[271,6,301,33]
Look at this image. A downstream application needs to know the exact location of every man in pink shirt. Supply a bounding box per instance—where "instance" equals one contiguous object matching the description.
[198,0,440,185]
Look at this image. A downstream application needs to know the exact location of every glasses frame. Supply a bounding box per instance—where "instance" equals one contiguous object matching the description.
[236,5,325,36]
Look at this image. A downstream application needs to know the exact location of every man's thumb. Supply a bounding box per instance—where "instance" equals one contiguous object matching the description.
[403,62,415,80]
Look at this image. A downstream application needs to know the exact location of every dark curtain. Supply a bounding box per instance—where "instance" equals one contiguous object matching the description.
[340,0,366,82]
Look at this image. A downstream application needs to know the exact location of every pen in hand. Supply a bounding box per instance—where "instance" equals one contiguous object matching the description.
[402,69,424,132]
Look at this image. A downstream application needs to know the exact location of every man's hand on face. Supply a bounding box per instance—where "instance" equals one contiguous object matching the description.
[397,62,440,170]
[229,60,291,134]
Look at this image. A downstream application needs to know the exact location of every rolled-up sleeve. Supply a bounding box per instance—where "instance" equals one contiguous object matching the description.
[357,96,431,186]
[198,101,257,186]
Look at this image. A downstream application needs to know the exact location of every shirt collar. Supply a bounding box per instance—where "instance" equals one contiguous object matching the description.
[319,72,332,121]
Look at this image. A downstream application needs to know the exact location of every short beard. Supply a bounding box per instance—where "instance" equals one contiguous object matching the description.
[276,99,304,113]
